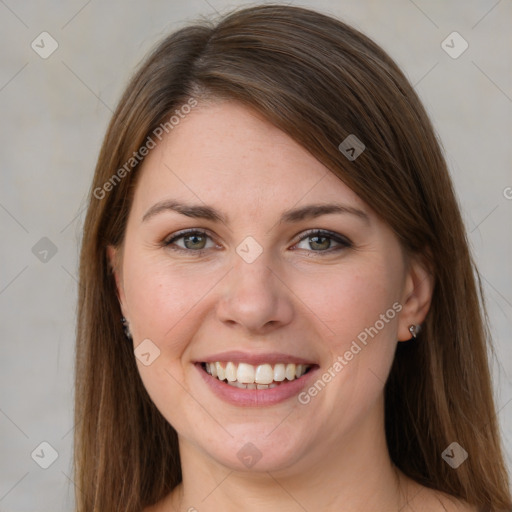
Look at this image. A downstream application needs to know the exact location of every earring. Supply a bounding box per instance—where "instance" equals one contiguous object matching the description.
[408,324,421,339]
[121,317,132,340]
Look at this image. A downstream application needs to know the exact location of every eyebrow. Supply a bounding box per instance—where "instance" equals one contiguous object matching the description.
[141,200,370,225]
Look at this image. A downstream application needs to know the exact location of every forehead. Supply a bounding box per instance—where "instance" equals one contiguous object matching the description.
[130,100,369,220]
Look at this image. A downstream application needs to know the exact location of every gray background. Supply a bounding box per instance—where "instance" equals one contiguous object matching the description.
[1,0,511,509]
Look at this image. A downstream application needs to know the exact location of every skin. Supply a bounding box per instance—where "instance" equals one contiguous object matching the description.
[109,100,476,512]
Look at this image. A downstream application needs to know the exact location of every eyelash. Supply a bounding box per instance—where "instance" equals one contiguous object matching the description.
[162,228,352,256]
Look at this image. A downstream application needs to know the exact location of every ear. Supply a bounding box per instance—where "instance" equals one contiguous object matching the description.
[107,244,128,317]
[397,255,434,342]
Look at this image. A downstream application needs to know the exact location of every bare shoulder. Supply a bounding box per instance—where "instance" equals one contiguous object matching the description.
[433,491,479,512]
[405,480,479,512]
[432,492,479,512]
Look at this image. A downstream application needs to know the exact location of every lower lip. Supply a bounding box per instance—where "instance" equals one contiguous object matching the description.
[195,363,319,406]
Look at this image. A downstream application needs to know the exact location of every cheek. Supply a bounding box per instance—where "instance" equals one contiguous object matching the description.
[292,264,402,426]
[305,263,401,391]
[122,251,212,432]
[297,261,402,352]
[123,250,209,347]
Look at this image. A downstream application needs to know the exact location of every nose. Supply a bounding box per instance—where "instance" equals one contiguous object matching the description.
[215,248,294,335]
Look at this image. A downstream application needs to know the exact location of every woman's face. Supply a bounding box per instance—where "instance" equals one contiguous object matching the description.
[109,100,430,474]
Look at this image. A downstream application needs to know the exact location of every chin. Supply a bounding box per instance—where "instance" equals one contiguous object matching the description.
[199,424,311,473]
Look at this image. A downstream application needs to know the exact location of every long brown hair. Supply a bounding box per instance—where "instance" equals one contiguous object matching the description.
[74,4,512,510]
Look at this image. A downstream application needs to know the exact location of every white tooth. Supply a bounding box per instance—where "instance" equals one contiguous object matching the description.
[257,384,269,390]
[246,383,256,390]
[216,362,225,381]
[285,363,296,380]
[225,362,237,382]
[255,364,274,385]
[295,364,304,378]
[205,363,211,375]
[269,383,278,389]
[210,362,217,377]
[273,363,286,381]
[237,362,255,384]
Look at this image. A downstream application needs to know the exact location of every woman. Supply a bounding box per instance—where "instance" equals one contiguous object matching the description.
[74,4,512,511]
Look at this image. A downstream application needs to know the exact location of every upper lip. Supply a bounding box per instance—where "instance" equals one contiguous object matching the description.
[196,350,318,366]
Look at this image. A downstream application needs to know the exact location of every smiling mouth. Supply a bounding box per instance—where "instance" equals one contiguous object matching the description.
[200,361,314,389]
